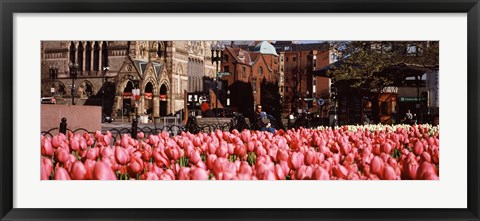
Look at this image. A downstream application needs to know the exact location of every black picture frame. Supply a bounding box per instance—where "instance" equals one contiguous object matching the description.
[1,0,479,220]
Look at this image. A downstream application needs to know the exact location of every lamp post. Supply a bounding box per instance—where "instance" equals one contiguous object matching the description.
[227,90,230,107]
[102,66,109,123]
[329,85,338,127]
[210,42,225,117]
[49,65,58,97]
[68,62,79,105]
[306,90,310,110]
[132,80,140,122]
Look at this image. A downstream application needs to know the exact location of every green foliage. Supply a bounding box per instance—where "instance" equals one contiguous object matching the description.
[247,152,257,166]
[228,154,237,162]
[327,41,439,92]
[392,148,402,159]
[177,156,190,167]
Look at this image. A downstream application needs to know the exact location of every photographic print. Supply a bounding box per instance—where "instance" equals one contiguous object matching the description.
[40,40,439,180]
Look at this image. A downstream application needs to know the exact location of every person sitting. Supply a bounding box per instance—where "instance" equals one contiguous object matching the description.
[254,104,275,133]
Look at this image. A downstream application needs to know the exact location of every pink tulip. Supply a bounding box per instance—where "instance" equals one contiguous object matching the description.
[370,156,384,176]
[128,155,144,177]
[413,140,424,156]
[234,145,247,157]
[206,154,217,169]
[189,150,202,165]
[177,167,191,180]
[190,167,209,180]
[416,162,438,180]
[312,167,330,180]
[305,150,317,165]
[85,148,99,160]
[93,161,117,180]
[54,167,71,180]
[41,138,54,156]
[421,152,431,163]
[275,164,286,179]
[289,152,304,170]
[332,165,348,179]
[296,165,313,180]
[215,145,228,158]
[41,157,53,180]
[276,149,289,162]
[382,165,397,180]
[55,148,69,164]
[246,141,255,152]
[142,172,159,180]
[70,161,87,180]
[51,135,63,148]
[83,159,96,180]
[115,147,130,165]
[101,146,114,159]
[70,137,80,151]
[382,142,393,155]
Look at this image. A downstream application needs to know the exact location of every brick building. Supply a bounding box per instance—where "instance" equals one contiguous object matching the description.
[220,41,279,112]
[273,41,338,116]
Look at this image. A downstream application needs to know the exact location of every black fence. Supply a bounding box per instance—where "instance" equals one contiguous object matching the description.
[41,115,319,145]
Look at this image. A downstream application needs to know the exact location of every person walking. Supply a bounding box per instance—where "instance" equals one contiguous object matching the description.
[404,109,413,125]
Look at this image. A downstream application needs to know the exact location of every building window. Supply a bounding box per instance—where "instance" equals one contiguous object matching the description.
[188,59,193,92]
[293,56,296,62]
[69,41,76,65]
[407,44,418,56]
[224,55,228,62]
[331,53,338,62]
[93,41,100,72]
[242,66,246,78]
[85,42,91,72]
[252,79,257,93]
[77,42,84,75]
[223,65,229,73]
[258,66,263,76]
[286,57,289,62]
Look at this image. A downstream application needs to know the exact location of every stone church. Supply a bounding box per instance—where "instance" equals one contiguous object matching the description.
[41,40,218,121]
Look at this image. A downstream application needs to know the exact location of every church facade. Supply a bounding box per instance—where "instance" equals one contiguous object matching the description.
[41,40,218,120]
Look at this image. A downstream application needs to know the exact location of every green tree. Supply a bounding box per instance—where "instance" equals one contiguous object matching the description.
[326,41,439,93]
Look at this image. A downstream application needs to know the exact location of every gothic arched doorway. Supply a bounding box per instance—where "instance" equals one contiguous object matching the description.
[144,82,154,118]
[123,81,134,118]
[159,84,168,116]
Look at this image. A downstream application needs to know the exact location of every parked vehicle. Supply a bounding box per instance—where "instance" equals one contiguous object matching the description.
[41,97,56,104]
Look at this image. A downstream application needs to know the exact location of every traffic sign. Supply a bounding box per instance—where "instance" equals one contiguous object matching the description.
[217,72,230,77]
[317,98,325,106]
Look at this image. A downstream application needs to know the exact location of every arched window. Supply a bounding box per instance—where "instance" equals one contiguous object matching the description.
[258,66,263,76]
[93,41,100,72]
[77,42,84,75]
[69,41,76,65]
[85,42,91,72]
[102,41,108,68]
[188,59,193,92]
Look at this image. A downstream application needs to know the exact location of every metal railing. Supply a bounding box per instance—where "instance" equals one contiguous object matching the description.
[41,114,321,146]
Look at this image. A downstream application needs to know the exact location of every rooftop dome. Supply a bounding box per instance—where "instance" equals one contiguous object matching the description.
[253,41,278,56]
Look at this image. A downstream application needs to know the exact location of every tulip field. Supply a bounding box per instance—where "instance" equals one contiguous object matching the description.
[41,124,439,180]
